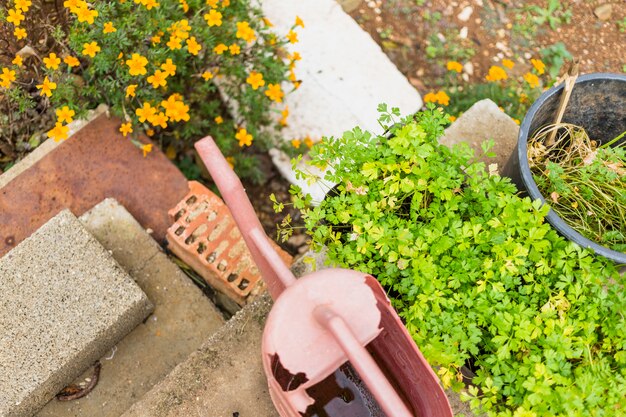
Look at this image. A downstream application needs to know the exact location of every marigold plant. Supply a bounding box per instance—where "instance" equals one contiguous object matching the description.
[1,0,301,181]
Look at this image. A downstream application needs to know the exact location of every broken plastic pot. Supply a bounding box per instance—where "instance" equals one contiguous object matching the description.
[195,137,453,417]
[501,73,626,264]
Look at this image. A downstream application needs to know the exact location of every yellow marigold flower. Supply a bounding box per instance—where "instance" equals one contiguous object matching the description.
[0,68,17,88]
[160,59,176,77]
[281,106,289,119]
[423,92,437,103]
[151,35,161,44]
[262,17,273,27]
[286,30,298,44]
[47,122,69,142]
[435,91,450,106]
[103,22,116,33]
[12,55,23,67]
[15,0,32,12]
[235,128,253,147]
[519,92,528,103]
[214,115,223,124]
[236,21,256,43]
[246,71,265,90]
[56,106,75,123]
[43,53,61,70]
[290,52,302,61]
[204,9,222,27]
[117,52,124,60]
[37,76,57,97]
[229,44,241,55]
[7,9,25,26]
[502,59,515,69]
[213,43,228,55]
[75,5,98,24]
[530,58,545,75]
[513,118,520,125]
[126,84,137,98]
[147,70,168,88]
[524,72,539,88]
[291,139,301,148]
[221,0,230,6]
[293,80,301,89]
[119,122,133,137]
[186,37,202,55]
[147,129,156,137]
[226,156,235,168]
[304,136,314,148]
[126,53,148,76]
[288,69,297,82]
[485,65,507,82]
[449,115,457,122]
[143,0,160,10]
[14,27,27,40]
[149,112,168,128]
[179,0,188,12]
[446,61,463,73]
[206,0,218,7]
[161,95,190,122]
[142,143,153,157]
[265,83,284,103]
[136,102,157,122]
[63,0,82,11]
[202,71,214,81]
[167,36,183,50]
[295,16,304,28]
[82,41,101,58]
[64,55,80,67]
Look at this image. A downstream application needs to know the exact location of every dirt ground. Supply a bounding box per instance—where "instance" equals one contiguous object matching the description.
[350,0,625,92]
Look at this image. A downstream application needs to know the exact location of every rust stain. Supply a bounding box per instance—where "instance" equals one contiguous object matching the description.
[0,114,189,256]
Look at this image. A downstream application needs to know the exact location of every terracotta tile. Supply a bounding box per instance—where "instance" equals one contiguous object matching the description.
[0,114,189,257]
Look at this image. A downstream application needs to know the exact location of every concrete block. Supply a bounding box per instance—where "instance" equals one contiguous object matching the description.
[0,210,153,417]
[36,199,225,417]
[166,181,292,307]
[439,99,520,173]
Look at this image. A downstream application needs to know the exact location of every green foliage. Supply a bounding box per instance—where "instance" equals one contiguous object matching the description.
[540,42,572,80]
[281,106,626,416]
[425,30,475,62]
[527,0,572,30]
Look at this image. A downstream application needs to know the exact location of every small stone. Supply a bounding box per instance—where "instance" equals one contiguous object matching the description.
[337,0,362,13]
[593,4,612,21]
[497,28,506,38]
[463,62,474,75]
[474,0,483,5]
[457,6,473,22]
[367,0,375,7]
[462,73,469,82]
[524,52,532,59]
[375,15,382,22]
[496,52,504,59]
[374,7,381,14]
[459,26,468,39]
[437,32,446,43]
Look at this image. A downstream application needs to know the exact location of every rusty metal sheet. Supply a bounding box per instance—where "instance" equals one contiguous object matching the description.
[0,114,189,256]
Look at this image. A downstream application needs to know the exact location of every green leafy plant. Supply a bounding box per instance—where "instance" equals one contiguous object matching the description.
[540,42,572,80]
[279,105,626,416]
[527,0,572,30]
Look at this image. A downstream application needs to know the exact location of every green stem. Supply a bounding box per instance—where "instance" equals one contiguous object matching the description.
[601,130,626,149]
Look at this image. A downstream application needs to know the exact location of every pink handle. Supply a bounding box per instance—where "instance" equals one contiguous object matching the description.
[314,306,415,417]
[195,136,296,299]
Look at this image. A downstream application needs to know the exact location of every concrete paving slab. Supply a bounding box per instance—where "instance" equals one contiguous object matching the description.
[36,199,225,417]
[0,113,189,257]
[439,99,520,173]
[0,210,153,417]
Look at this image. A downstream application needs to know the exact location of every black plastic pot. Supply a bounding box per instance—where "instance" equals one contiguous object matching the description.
[502,73,626,264]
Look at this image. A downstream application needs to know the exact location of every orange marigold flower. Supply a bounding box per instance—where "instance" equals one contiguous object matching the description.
[160,58,176,77]
[236,21,256,43]
[265,83,284,103]
[262,17,273,27]
[449,115,457,122]
[530,58,545,75]
[291,139,301,148]
[103,22,116,33]
[142,143,153,157]
[290,52,302,62]
[435,91,450,106]
[186,37,202,55]
[126,53,148,76]
[64,55,80,67]
[7,9,25,26]
[149,111,168,128]
[202,71,214,80]
[286,30,298,44]
[47,122,69,141]
[214,115,223,124]
[304,136,314,148]
[423,92,437,103]
[229,44,241,55]
[126,84,137,98]
[119,122,133,137]
[167,36,183,50]
[161,94,190,122]
[12,55,23,67]
[206,0,218,7]
[14,27,27,40]
[147,70,168,88]
[524,72,539,88]
[82,41,101,58]
[213,43,228,55]
[485,65,507,82]
[15,0,32,12]
[63,0,82,11]
[36,76,57,97]
[204,9,222,27]
[295,16,304,28]
[44,53,61,70]
[246,71,265,90]
[446,61,463,72]
[136,102,157,123]
[75,5,98,24]
[56,106,75,123]
[235,128,253,147]
[502,59,515,69]
[0,68,17,88]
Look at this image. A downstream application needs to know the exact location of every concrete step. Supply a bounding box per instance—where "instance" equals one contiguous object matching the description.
[36,199,225,417]
[0,210,153,417]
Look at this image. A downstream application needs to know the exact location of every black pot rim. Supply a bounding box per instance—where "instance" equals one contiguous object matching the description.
[517,72,626,265]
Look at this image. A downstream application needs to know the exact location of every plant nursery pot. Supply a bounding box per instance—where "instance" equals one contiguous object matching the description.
[501,73,626,264]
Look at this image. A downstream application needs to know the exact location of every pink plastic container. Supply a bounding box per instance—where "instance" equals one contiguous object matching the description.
[195,137,453,417]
